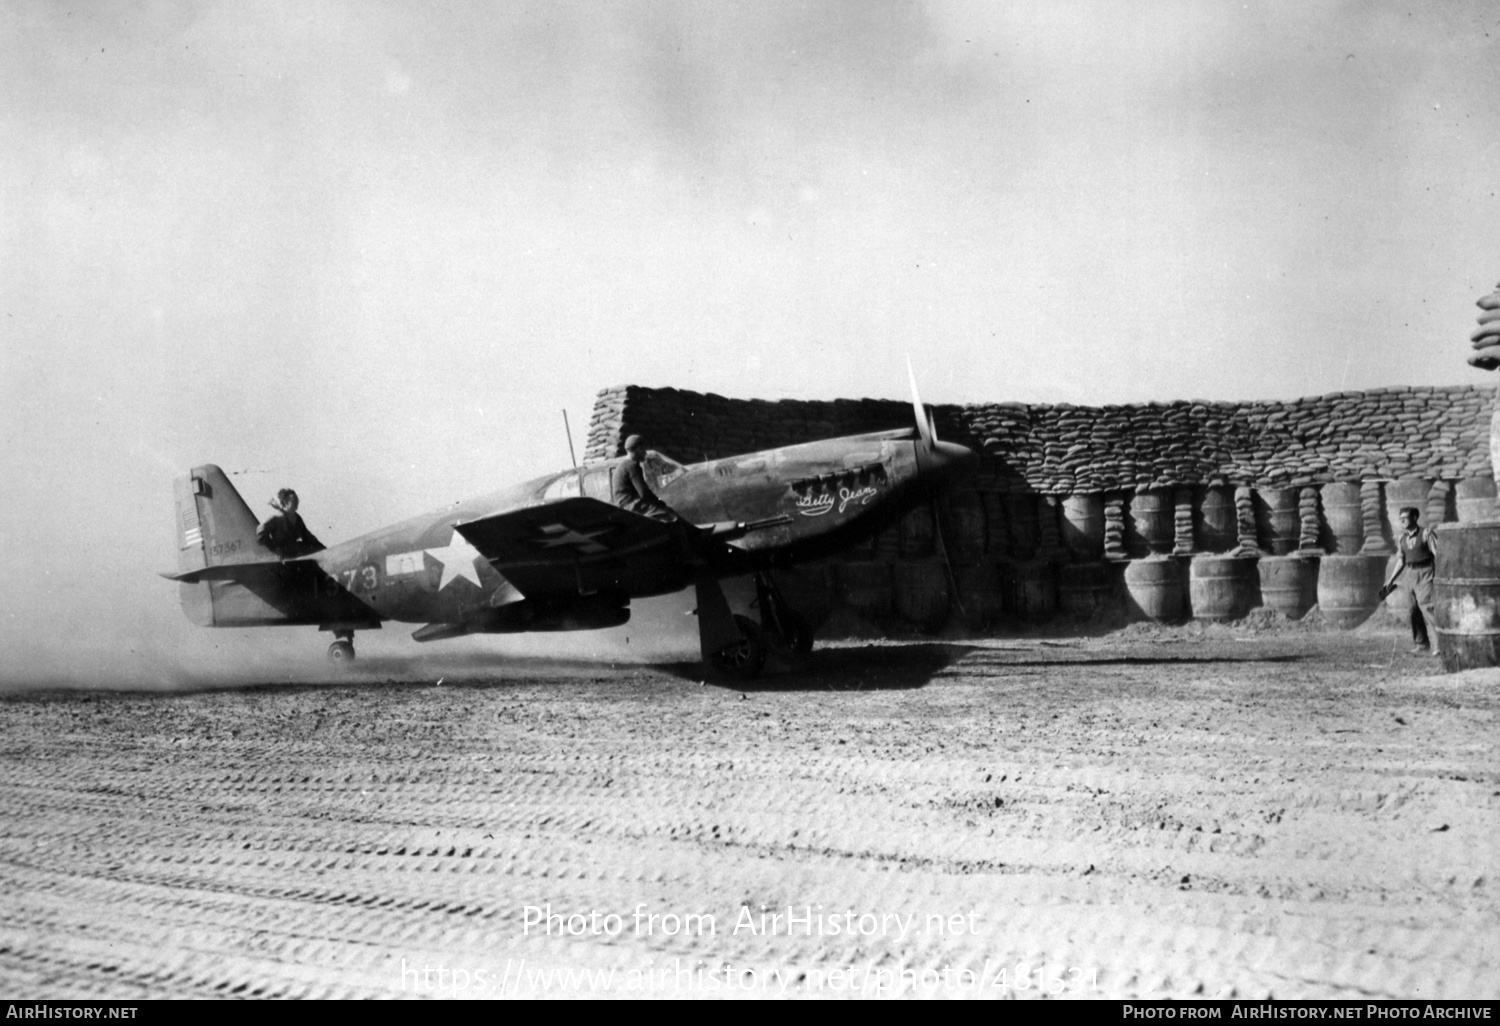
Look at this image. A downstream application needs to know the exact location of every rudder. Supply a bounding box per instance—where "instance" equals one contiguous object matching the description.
[173,465,276,627]
[175,465,274,571]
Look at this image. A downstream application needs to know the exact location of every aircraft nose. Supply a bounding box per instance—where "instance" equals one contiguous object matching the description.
[937,439,977,475]
[918,438,977,481]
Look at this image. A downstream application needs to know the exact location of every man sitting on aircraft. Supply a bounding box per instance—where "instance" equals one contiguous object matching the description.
[611,435,681,523]
[256,488,324,558]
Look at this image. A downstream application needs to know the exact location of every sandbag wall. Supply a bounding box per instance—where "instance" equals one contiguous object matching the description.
[584,384,1497,633]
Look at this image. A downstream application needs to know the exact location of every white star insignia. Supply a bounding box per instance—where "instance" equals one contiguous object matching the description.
[536,523,610,554]
[425,529,485,590]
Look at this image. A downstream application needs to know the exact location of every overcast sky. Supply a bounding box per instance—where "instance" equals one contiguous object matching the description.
[3,1,1498,686]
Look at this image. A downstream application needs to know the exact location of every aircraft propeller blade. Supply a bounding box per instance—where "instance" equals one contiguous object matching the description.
[907,358,964,618]
[907,357,937,449]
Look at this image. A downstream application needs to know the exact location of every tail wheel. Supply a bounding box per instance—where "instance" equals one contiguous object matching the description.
[327,640,356,664]
[709,615,767,680]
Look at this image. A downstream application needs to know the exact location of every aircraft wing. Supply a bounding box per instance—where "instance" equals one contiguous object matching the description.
[453,497,693,600]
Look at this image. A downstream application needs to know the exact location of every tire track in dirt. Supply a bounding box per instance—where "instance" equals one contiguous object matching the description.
[2,633,1496,998]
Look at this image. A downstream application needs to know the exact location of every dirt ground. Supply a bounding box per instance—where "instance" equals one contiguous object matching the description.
[1,618,1497,1000]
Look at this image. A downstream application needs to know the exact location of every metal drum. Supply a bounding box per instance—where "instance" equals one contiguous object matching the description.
[1257,555,1318,620]
[1315,554,1386,629]
[1320,482,1364,553]
[1057,561,1115,620]
[1123,556,1183,622]
[897,506,935,559]
[1061,493,1105,560]
[1256,487,1300,556]
[953,562,1005,631]
[1455,478,1497,524]
[892,562,951,634]
[1001,560,1056,622]
[1434,522,1500,671]
[834,562,892,622]
[1196,486,1237,553]
[1189,555,1258,622]
[943,491,988,563]
[1127,491,1174,556]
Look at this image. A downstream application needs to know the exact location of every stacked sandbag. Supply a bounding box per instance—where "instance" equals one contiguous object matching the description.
[1426,480,1454,527]
[1468,283,1500,371]
[1103,492,1128,561]
[591,385,1491,488]
[1298,486,1323,552]
[1173,486,1195,555]
[1361,479,1393,554]
[1233,486,1259,557]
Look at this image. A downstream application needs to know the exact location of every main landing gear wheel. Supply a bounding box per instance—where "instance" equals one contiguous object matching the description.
[708,614,767,680]
[327,638,356,664]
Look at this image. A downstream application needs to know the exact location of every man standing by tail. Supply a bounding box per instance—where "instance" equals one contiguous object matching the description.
[1380,506,1439,656]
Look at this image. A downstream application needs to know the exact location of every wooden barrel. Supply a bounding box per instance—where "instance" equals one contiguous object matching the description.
[1005,494,1039,560]
[1258,555,1318,620]
[1001,560,1056,622]
[1315,554,1387,629]
[1196,486,1237,553]
[1123,557,1183,622]
[771,564,835,630]
[893,562,951,633]
[1189,555,1258,622]
[1434,522,1500,671]
[1456,478,1497,524]
[953,562,1005,631]
[983,491,1008,556]
[1127,491,1174,556]
[834,562,892,621]
[1320,482,1364,554]
[1057,561,1115,620]
[897,506,935,559]
[1060,493,1105,560]
[943,491,988,563]
[1256,487,1300,556]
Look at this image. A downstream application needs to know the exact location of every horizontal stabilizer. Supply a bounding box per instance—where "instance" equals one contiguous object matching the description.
[160,559,309,584]
[163,556,381,629]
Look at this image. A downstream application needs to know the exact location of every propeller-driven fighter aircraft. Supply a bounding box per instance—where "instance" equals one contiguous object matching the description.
[163,381,973,679]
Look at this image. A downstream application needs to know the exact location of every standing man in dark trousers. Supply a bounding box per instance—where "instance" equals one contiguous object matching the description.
[1380,506,1439,656]
[611,435,681,522]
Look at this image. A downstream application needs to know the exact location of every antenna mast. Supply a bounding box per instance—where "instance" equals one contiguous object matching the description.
[562,409,578,468]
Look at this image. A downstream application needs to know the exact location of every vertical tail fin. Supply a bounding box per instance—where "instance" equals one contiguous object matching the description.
[173,465,276,626]
[174,465,274,571]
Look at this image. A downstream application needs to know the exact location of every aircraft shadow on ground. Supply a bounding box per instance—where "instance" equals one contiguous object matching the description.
[663,642,1309,693]
[151,643,1308,697]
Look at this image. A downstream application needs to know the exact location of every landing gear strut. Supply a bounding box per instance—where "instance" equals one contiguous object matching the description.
[754,572,814,658]
[327,630,356,665]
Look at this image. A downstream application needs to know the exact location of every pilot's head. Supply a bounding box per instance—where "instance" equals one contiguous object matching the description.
[273,488,300,513]
[624,435,645,462]
[1399,506,1420,529]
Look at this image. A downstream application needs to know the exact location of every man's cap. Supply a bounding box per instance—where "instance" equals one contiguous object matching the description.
[624,434,644,451]
[1399,506,1420,517]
